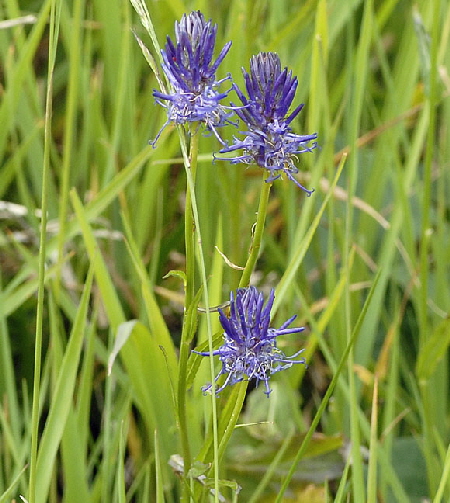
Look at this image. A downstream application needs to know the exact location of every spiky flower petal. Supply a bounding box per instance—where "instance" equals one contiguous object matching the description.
[194,286,306,396]
[219,52,318,193]
[152,11,232,144]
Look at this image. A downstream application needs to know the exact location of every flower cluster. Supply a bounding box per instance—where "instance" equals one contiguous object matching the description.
[152,14,317,193]
[149,13,312,396]
[152,11,233,144]
[219,52,318,194]
[193,287,306,396]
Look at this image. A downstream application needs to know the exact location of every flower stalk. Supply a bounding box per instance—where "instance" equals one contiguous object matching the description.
[239,175,272,288]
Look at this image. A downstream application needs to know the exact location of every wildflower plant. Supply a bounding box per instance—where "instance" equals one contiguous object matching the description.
[128,2,319,500]
[220,52,318,194]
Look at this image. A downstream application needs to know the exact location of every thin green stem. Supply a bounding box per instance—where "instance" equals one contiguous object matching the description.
[275,269,382,502]
[239,177,272,288]
[176,124,219,501]
[184,127,199,308]
[28,1,61,501]
[343,1,373,499]
[178,126,199,500]
[201,175,271,492]
[177,339,192,500]
[419,1,441,495]
[182,137,220,502]
[217,381,248,460]
[56,0,83,299]
[418,3,439,338]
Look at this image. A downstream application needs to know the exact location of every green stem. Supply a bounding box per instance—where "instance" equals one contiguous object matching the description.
[239,177,272,288]
[184,127,199,308]
[418,0,439,344]
[418,1,440,496]
[181,135,220,502]
[56,0,83,300]
[178,126,199,499]
[275,269,382,502]
[200,176,271,494]
[177,327,192,502]
[29,1,60,501]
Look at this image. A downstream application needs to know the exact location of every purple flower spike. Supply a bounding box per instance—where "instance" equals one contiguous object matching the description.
[219,52,318,193]
[193,287,306,397]
[152,11,233,144]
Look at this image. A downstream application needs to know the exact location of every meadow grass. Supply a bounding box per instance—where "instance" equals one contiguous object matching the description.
[0,0,449,501]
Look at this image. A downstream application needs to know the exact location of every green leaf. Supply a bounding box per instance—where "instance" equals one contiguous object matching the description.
[113,320,178,464]
[35,267,94,503]
[389,437,428,503]
[0,464,28,503]
[70,188,125,331]
[416,318,450,381]
[163,269,187,283]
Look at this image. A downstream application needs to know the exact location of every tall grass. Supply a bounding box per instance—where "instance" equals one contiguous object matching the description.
[0,0,449,501]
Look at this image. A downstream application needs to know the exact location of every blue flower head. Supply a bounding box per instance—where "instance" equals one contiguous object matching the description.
[194,286,306,397]
[152,11,232,144]
[220,52,318,194]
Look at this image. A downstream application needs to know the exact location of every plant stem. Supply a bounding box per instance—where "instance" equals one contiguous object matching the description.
[184,128,199,308]
[178,126,199,499]
[29,1,60,501]
[180,130,220,502]
[239,177,272,288]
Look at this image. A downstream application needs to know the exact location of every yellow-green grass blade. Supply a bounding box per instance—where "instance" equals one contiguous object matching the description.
[34,267,94,503]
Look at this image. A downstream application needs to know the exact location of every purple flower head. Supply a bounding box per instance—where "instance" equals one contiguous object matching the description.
[193,286,306,397]
[219,52,318,194]
[152,11,232,144]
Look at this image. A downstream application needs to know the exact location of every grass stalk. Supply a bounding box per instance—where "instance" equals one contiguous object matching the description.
[28,1,61,501]
[418,1,442,494]
[177,127,219,502]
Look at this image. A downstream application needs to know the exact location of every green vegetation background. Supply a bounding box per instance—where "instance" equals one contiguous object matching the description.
[0,0,449,501]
